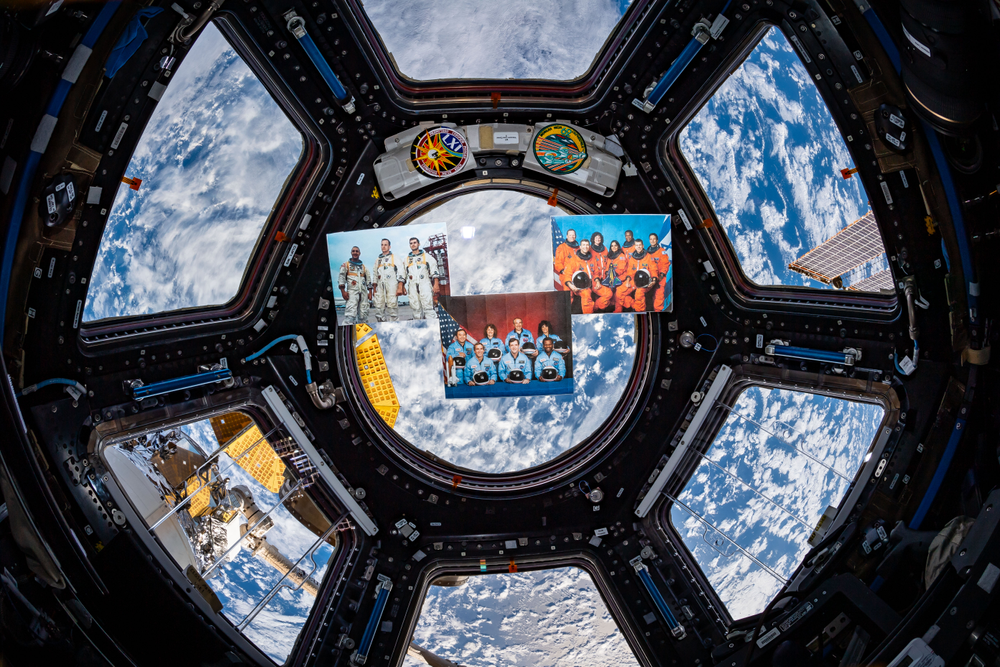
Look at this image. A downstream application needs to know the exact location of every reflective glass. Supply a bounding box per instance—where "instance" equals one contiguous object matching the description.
[103,414,334,663]
[679,27,887,290]
[84,23,303,322]
[405,568,638,666]
[670,387,883,618]
[361,190,638,473]
[361,0,634,81]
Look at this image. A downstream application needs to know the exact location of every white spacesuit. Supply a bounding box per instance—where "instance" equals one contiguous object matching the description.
[338,247,371,325]
[373,242,405,322]
[405,238,440,320]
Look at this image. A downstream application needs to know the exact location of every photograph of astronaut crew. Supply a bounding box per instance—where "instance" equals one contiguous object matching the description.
[551,214,672,314]
[437,292,573,399]
[325,223,451,325]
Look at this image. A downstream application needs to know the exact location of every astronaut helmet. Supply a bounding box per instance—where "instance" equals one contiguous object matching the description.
[572,271,592,289]
[472,371,491,385]
[453,356,466,368]
[521,341,536,352]
[540,367,559,381]
[508,369,526,382]
[634,269,652,288]
[487,348,502,360]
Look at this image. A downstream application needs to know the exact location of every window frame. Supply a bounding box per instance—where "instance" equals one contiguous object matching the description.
[661,21,900,319]
[334,0,656,106]
[337,180,657,493]
[653,363,899,626]
[94,389,344,665]
[78,14,329,346]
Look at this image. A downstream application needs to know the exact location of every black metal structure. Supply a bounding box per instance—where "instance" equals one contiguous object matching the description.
[0,0,998,665]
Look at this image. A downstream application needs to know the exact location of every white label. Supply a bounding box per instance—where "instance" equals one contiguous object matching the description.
[978,563,1000,594]
[756,334,764,348]
[880,181,893,205]
[889,114,906,129]
[902,25,932,57]
[356,172,365,186]
[73,299,82,329]
[55,182,65,192]
[884,133,901,148]
[594,527,609,537]
[899,355,915,375]
[111,122,128,149]
[284,242,299,267]
[789,34,812,63]
[678,209,692,230]
[66,181,75,201]
[899,131,907,142]
[94,109,108,132]
[757,627,781,648]
[48,257,56,278]
[288,375,298,386]
[900,171,909,188]
[702,260,715,274]
[46,193,57,214]
[27,308,36,318]
[494,131,519,145]
[851,65,863,83]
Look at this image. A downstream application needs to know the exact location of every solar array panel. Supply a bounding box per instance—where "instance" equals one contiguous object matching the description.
[789,211,886,284]
[848,269,894,293]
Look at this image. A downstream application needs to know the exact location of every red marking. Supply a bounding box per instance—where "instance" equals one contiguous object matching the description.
[451,475,462,489]
[491,92,501,109]
[547,188,559,207]
[276,231,289,243]
[840,167,859,179]
[121,176,142,191]
[508,560,517,573]
[700,218,714,229]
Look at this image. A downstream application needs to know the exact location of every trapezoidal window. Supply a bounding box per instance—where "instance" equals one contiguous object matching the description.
[83,23,304,323]
[359,0,636,81]
[101,412,337,663]
[406,568,638,666]
[668,386,883,619]
[678,27,891,292]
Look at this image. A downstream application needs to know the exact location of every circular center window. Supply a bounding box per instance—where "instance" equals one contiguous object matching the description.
[355,189,638,474]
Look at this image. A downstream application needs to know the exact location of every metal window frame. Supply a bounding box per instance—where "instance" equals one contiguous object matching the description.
[77,13,330,346]
[660,20,900,318]
[650,363,899,625]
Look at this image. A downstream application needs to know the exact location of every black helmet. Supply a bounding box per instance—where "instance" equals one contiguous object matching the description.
[508,369,525,382]
[572,271,592,289]
[453,356,466,368]
[540,367,558,380]
[553,340,569,351]
[634,269,651,288]
[472,371,490,384]
[487,348,502,360]
[521,341,536,352]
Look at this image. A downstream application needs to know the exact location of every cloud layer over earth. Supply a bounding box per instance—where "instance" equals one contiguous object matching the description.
[361,0,628,81]
[671,388,883,618]
[405,568,639,667]
[84,24,302,322]
[679,28,877,288]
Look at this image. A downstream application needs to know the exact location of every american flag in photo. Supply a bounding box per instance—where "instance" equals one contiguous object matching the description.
[551,220,565,285]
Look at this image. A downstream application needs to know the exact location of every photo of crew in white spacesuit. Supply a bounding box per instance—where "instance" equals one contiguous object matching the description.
[372,238,405,322]
[337,246,372,325]
[326,223,450,326]
[405,236,441,320]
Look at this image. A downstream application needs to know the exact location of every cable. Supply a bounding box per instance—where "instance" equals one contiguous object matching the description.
[16,378,86,398]
[696,333,718,352]
[245,335,313,386]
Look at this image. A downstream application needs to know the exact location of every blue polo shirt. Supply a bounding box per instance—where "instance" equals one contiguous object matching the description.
[465,356,497,384]
[533,350,567,380]
[447,339,475,383]
[505,328,534,353]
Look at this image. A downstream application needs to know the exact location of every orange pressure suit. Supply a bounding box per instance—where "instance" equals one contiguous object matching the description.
[561,250,613,314]
[553,241,580,289]
[627,250,661,312]
[647,244,671,311]
[607,249,633,312]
